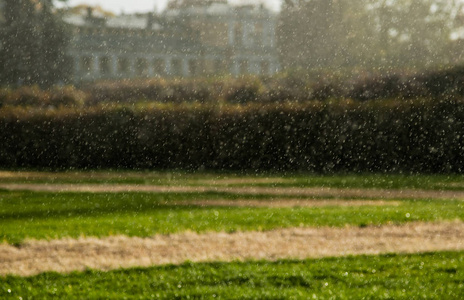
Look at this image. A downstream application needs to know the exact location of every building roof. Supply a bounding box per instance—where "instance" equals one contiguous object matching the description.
[164,1,275,18]
[64,12,162,31]
[107,15,152,30]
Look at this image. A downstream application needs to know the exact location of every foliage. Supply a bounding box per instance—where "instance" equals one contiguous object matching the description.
[1,67,464,172]
[223,76,264,104]
[84,78,220,105]
[0,0,70,88]
[48,86,87,107]
[1,96,464,172]
[84,66,464,102]
[2,252,464,299]
[278,0,462,72]
[0,85,85,107]
[3,66,464,106]
[0,188,463,243]
[347,66,464,100]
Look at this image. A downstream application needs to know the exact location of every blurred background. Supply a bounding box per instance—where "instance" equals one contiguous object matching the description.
[2,0,464,173]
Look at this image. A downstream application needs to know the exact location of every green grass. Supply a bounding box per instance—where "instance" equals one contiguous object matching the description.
[2,252,464,299]
[268,174,464,190]
[2,171,464,190]
[1,190,463,244]
[2,173,464,299]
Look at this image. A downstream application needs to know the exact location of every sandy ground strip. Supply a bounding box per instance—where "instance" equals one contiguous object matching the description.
[170,199,400,207]
[0,171,292,184]
[1,222,463,277]
[2,183,464,200]
[0,171,171,180]
[194,178,293,185]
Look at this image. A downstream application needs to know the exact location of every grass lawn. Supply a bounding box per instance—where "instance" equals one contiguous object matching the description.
[2,251,463,299]
[0,190,463,244]
[1,172,464,299]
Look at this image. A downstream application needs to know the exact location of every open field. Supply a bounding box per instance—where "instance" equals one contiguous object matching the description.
[2,252,464,299]
[1,190,464,244]
[1,171,464,298]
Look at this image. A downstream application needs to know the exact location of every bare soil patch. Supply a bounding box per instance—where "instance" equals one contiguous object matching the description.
[1,222,463,276]
[171,199,400,208]
[0,171,166,180]
[0,171,284,184]
[195,177,294,185]
[0,183,212,193]
[1,183,464,200]
[447,182,464,188]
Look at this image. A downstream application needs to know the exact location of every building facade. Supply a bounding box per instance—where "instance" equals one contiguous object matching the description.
[65,1,280,83]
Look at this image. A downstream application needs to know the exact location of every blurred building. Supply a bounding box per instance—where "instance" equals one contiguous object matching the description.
[64,0,280,82]
[0,0,4,23]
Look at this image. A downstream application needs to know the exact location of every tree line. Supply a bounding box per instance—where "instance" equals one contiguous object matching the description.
[1,0,464,88]
[0,0,69,87]
[278,0,464,73]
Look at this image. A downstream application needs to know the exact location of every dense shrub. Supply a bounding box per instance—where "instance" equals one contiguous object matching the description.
[2,66,464,173]
[7,86,49,106]
[1,98,464,173]
[0,85,85,107]
[2,65,464,106]
[49,86,87,107]
[223,77,264,103]
[347,66,464,101]
[84,78,220,104]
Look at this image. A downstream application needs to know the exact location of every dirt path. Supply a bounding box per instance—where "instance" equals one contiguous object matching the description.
[1,183,464,200]
[1,222,463,276]
[171,199,400,208]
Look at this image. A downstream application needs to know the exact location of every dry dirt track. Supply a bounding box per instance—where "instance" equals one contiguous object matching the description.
[1,222,463,276]
[2,183,464,200]
[170,199,400,208]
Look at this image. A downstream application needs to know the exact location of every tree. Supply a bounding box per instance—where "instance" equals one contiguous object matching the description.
[0,0,70,87]
[372,0,459,69]
[278,0,464,74]
[278,0,342,71]
[278,0,373,72]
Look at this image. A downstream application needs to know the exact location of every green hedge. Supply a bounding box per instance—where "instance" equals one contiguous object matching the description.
[1,99,464,173]
[3,66,464,107]
[83,66,464,103]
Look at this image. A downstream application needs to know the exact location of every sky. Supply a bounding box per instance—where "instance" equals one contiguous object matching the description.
[56,0,282,14]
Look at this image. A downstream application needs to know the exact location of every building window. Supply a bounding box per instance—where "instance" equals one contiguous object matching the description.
[64,55,75,77]
[260,61,270,75]
[254,23,263,46]
[81,56,92,72]
[99,56,111,75]
[136,58,148,77]
[188,59,198,76]
[171,58,182,76]
[234,23,243,46]
[118,57,129,74]
[214,59,225,74]
[153,58,165,75]
[239,59,248,74]
[204,59,214,74]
